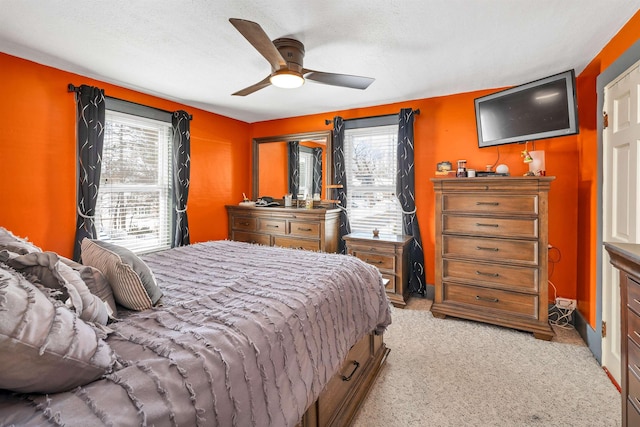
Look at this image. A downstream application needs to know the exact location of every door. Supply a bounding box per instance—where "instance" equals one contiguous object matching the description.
[602,60,640,385]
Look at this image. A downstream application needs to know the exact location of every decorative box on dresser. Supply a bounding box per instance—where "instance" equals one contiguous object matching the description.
[604,242,640,427]
[343,232,413,308]
[226,205,341,253]
[431,176,555,340]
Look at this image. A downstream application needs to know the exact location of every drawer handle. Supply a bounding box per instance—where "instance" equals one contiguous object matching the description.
[475,295,499,303]
[634,331,640,340]
[476,246,499,252]
[341,360,360,382]
[476,271,500,278]
[476,202,499,206]
[267,225,280,228]
[240,222,250,226]
[633,298,640,305]
[366,259,384,264]
[476,223,499,228]
[298,227,313,231]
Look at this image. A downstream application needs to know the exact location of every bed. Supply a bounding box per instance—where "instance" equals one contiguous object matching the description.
[0,233,391,427]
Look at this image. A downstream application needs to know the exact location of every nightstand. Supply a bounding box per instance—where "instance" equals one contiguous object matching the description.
[343,232,413,308]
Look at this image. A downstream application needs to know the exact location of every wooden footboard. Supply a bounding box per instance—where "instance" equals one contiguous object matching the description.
[299,333,390,427]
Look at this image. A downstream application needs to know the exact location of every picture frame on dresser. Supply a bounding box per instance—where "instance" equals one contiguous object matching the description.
[431,176,555,340]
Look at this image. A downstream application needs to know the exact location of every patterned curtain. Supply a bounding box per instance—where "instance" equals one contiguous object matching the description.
[72,85,106,261]
[288,141,300,199]
[333,116,351,254]
[397,108,426,295]
[312,147,323,196]
[172,110,191,247]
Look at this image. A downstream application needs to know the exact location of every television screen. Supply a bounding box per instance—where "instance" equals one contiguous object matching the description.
[475,70,579,148]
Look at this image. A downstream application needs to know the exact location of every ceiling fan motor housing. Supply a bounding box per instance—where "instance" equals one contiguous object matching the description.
[273,38,305,74]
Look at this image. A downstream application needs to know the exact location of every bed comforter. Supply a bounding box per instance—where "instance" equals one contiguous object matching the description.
[0,240,391,427]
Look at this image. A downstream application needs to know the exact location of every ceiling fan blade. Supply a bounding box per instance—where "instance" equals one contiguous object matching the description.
[303,69,375,90]
[232,75,272,96]
[229,18,286,71]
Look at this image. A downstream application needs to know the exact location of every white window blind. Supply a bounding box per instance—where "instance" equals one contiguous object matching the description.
[344,124,403,235]
[97,110,173,254]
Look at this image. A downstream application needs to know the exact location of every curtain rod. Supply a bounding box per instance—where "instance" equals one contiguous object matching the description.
[68,83,193,120]
[324,109,420,126]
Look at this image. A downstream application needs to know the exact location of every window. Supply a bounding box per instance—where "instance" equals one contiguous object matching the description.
[298,147,314,199]
[344,122,403,235]
[96,109,173,254]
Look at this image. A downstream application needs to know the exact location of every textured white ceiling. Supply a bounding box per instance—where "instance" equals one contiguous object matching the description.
[1,0,638,123]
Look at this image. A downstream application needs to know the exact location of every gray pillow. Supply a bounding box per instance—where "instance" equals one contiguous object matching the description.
[0,263,117,393]
[0,226,41,255]
[60,256,118,318]
[81,239,163,311]
[2,251,109,325]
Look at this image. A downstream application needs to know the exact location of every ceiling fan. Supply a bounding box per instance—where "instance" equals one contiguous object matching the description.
[229,18,375,96]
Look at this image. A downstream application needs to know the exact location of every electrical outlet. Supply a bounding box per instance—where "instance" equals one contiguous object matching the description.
[556,297,576,310]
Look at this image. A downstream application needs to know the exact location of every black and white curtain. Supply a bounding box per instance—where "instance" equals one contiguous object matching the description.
[312,147,323,196]
[332,116,351,254]
[72,85,106,261]
[172,110,191,247]
[397,108,426,295]
[288,141,300,199]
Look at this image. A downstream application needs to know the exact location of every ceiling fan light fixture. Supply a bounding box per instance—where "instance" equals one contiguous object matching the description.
[270,70,305,89]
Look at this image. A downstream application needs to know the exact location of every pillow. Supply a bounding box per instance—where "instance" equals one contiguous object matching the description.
[0,226,41,255]
[2,251,109,325]
[81,239,162,310]
[60,256,118,318]
[0,263,117,393]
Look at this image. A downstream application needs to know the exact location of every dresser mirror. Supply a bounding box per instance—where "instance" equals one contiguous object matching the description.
[253,131,333,201]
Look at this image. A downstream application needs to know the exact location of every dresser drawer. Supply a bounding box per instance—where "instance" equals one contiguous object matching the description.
[442,282,538,319]
[443,194,538,215]
[232,216,257,231]
[628,275,640,316]
[273,236,320,251]
[629,338,640,378]
[289,221,320,238]
[443,235,538,265]
[629,395,640,427]
[232,231,271,246]
[443,215,538,239]
[258,219,286,234]
[319,334,371,425]
[443,259,538,292]
[381,273,396,293]
[629,308,640,347]
[629,367,640,416]
[353,251,395,271]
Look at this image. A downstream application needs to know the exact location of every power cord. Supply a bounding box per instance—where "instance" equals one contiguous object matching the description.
[548,279,575,329]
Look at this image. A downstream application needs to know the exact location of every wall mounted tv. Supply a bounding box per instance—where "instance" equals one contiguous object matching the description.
[474,69,579,148]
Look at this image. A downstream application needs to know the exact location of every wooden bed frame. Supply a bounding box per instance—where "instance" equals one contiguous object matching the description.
[299,333,389,427]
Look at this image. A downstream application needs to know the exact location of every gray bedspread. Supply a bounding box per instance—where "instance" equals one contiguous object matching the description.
[0,240,391,426]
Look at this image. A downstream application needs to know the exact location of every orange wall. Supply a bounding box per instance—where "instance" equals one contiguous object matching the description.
[251,97,579,301]
[258,141,288,197]
[0,53,251,258]
[575,10,640,326]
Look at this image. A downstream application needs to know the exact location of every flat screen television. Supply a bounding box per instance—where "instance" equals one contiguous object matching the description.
[474,69,579,148]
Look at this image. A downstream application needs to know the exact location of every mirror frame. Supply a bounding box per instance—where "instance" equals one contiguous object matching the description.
[252,130,333,200]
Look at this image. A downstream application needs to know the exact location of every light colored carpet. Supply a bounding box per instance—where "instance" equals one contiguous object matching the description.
[353,298,621,426]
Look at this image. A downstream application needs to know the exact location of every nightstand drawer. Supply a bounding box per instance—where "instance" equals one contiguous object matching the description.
[232,216,257,231]
[443,259,538,292]
[443,235,538,265]
[289,221,320,238]
[274,236,320,251]
[443,215,538,239]
[381,273,396,293]
[353,252,395,270]
[442,282,538,319]
[443,194,538,215]
[259,219,286,234]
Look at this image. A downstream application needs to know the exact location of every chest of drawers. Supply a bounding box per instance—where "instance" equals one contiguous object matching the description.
[604,242,640,427]
[226,205,341,253]
[431,177,555,340]
[343,232,413,308]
